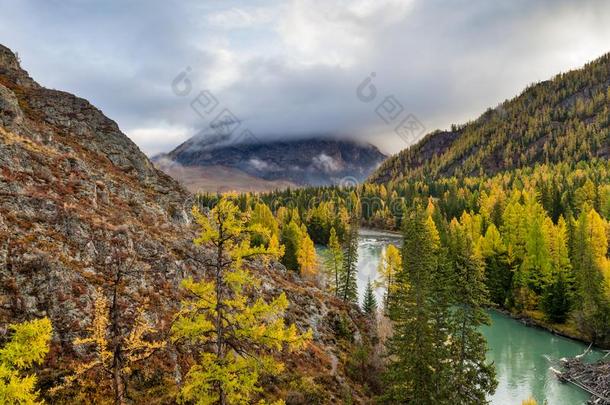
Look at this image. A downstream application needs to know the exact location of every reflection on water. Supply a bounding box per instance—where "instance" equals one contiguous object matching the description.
[354,231,401,306]
[319,229,603,405]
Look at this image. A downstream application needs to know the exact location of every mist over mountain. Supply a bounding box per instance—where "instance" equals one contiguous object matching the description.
[155,133,387,191]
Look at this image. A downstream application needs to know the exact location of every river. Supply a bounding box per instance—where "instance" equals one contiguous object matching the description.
[325,228,603,405]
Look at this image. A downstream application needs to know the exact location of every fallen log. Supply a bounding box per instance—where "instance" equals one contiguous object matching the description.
[556,357,610,404]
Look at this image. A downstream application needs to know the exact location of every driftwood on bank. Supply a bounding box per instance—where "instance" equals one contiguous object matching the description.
[550,349,610,405]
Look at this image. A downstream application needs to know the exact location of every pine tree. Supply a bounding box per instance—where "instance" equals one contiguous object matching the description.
[572,208,610,343]
[362,278,377,317]
[172,198,311,404]
[0,318,52,405]
[323,227,343,296]
[339,219,359,303]
[446,222,497,404]
[382,209,449,404]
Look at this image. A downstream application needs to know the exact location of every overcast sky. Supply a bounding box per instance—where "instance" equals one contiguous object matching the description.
[1,0,610,155]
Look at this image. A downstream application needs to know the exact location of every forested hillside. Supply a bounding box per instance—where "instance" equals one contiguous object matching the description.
[370,53,610,183]
[251,159,610,347]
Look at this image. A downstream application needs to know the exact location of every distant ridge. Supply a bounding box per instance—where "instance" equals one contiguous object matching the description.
[370,52,610,183]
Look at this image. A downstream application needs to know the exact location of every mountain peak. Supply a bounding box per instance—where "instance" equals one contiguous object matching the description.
[0,44,39,89]
[156,135,387,191]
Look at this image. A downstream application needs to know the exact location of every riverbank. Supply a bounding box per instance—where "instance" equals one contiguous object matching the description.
[492,308,610,350]
[354,231,605,404]
[359,227,403,238]
[482,308,604,404]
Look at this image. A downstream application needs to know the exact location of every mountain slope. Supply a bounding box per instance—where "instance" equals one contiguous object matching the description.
[0,44,373,402]
[154,160,297,193]
[370,53,610,183]
[157,134,387,189]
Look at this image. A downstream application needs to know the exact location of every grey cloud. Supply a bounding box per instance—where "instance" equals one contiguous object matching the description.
[1,0,609,156]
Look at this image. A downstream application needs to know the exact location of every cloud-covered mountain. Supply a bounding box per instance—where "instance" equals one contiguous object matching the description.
[155,134,387,191]
[4,1,610,155]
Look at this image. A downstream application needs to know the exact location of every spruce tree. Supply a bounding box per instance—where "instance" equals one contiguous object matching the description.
[446,222,497,404]
[382,209,449,404]
[480,224,511,308]
[541,216,572,322]
[280,220,302,271]
[362,278,378,317]
[323,227,343,296]
[541,272,571,323]
[339,218,359,303]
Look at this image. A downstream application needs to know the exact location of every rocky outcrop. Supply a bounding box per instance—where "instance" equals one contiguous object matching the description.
[0,44,372,403]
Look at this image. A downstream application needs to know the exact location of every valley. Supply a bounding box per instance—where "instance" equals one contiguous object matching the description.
[0,21,609,405]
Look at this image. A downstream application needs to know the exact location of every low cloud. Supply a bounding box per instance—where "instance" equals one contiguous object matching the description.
[312,153,342,173]
[248,158,271,171]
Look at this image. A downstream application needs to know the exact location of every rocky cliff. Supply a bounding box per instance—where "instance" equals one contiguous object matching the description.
[0,45,373,403]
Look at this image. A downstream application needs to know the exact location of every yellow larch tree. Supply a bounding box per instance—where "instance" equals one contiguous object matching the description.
[172,197,311,405]
[53,288,164,404]
[297,233,318,279]
[0,318,52,405]
[376,244,402,311]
